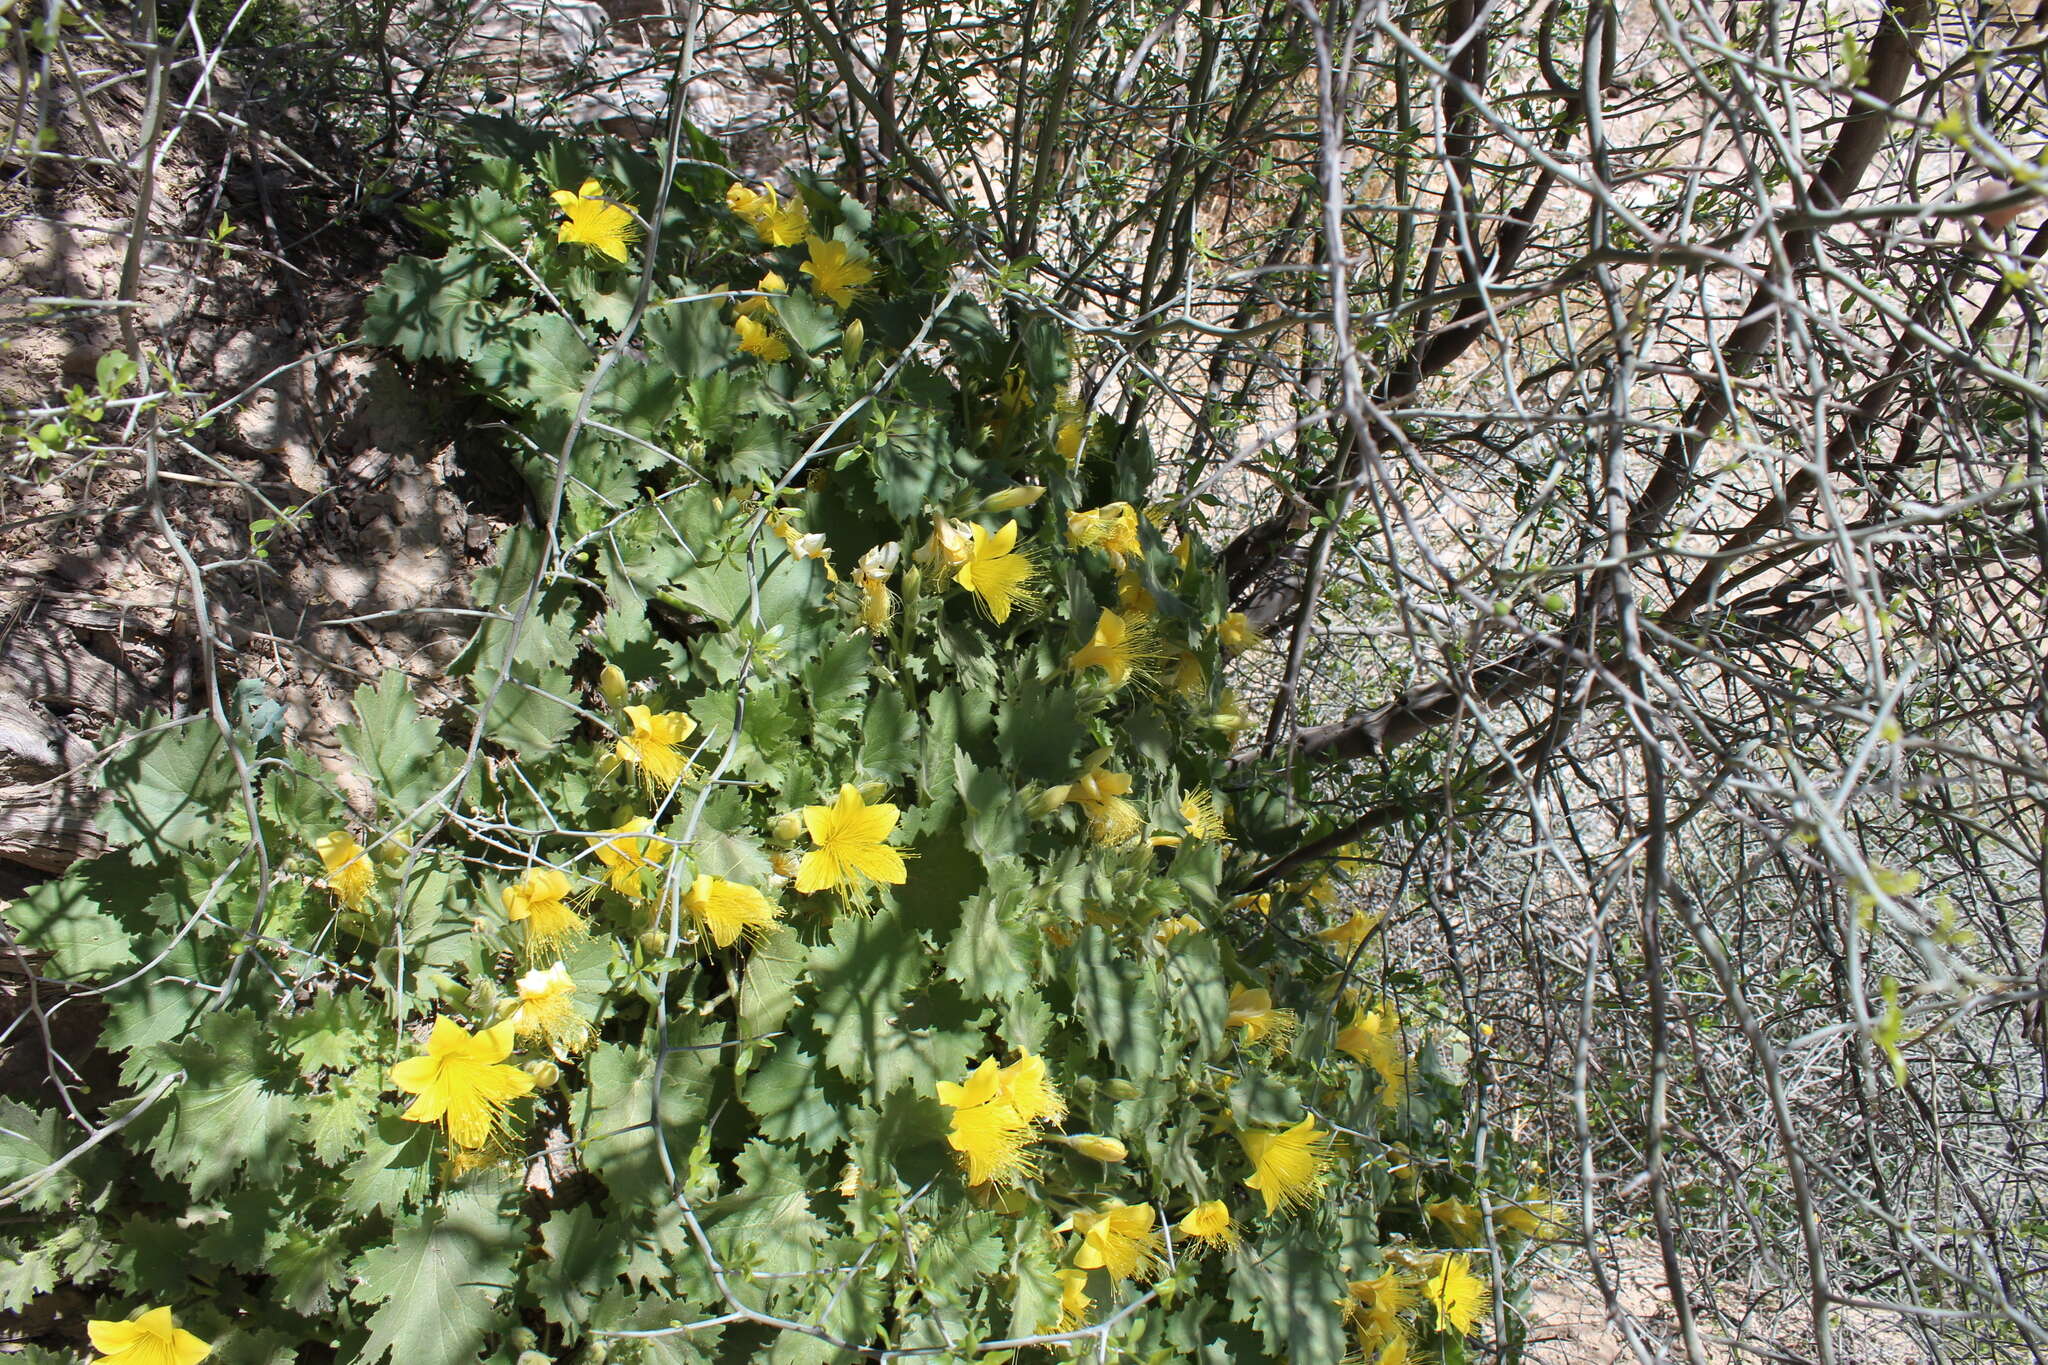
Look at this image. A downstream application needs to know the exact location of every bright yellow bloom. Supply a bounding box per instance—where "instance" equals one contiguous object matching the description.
[796,783,907,894]
[314,831,376,909]
[503,865,586,960]
[856,575,894,632]
[1056,1267,1092,1330]
[389,1017,535,1150]
[614,705,697,791]
[1067,502,1141,567]
[1362,1330,1414,1365]
[734,314,789,362]
[954,520,1038,623]
[1061,1133,1128,1162]
[1317,910,1380,954]
[1178,788,1228,841]
[682,873,781,948]
[801,235,874,307]
[1153,913,1205,946]
[737,270,788,318]
[1114,568,1155,618]
[914,514,975,570]
[507,961,593,1056]
[1422,1253,1492,1336]
[1171,650,1207,701]
[588,817,668,898]
[552,179,639,262]
[1226,986,1297,1049]
[1176,1199,1239,1251]
[1067,607,1162,690]
[1348,1267,1417,1340]
[1426,1196,1484,1246]
[88,1308,211,1365]
[997,1048,1065,1124]
[1496,1189,1567,1240]
[937,1058,1037,1185]
[1232,891,1272,916]
[1337,1002,1409,1104]
[1240,1114,1332,1215]
[726,182,809,245]
[1041,752,1143,845]
[979,484,1046,514]
[1070,1201,1160,1283]
[1056,416,1086,463]
[1208,688,1254,735]
[1218,611,1263,656]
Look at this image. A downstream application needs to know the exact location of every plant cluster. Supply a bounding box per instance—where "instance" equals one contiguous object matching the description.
[1,124,1547,1364]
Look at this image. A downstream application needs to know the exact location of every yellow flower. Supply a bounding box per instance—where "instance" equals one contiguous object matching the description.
[937,1058,1037,1185]
[1056,1267,1092,1330]
[552,179,640,262]
[1178,788,1228,841]
[801,235,875,308]
[856,575,894,632]
[314,831,376,909]
[1218,611,1263,656]
[1176,1199,1239,1251]
[389,1017,535,1150]
[503,865,586,960]
[1361,1330,1415,1365]
[1337,1002,1409,1104]
[1056,416,1086,463]
[1208,688,1254,734]
[588,817,668,898]
[1153,913,1205,946]
[1226,986,1297,1049]
[1070,1201,1160,1283]
[87,1308,211,1365]
[1041,751,1144,845]
[1061,1133,1128,1162]
[996,1048,1066,1124]
[1116,568,1156,617]
[914,514,975,570]
[1317,910,1380,954]
[1067,606,1163,690]
[1496,1189,1567,1240]
[507,961,593,1056]
[1232,891,1272,916]
[1426,1196,1484,1246]
[796,783,907,894]
[978,484,1046,513]
[1066,502,1141,567]
[1171,650,1207,702]
[726,182,809,245]
[1347,1267,1417,1339]
[614,705,697,792]
[737,270,788,318]
[954,520,1039,623]
[682,873,781,947]
[1422,1253,1491,1336]
[1240,1114,1332,1215]
[734,314,789,362]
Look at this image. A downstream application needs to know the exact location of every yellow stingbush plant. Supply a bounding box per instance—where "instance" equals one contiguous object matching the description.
[5,130,1541,1365]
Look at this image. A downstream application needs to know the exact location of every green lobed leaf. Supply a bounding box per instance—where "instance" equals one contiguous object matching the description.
[352,1190,524,1365]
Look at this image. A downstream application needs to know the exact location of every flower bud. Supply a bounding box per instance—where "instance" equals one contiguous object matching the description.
[598,663,629,705]
[375,831,413,866]
[843,318,865,364]
[770,849,804,881]
[523,1060,560,1088]
[771,811,804,843]
[637,930,669,957]
[978,484,1045,514]
[508,1330,538,1352]
[857,541,901,582]
[858,780,888,803]
[1061,1134,1128,1162]
[1104,1078,1140,1101]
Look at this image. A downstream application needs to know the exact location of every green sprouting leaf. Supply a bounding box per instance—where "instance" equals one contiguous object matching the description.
[806,905,927,1088]
[472,660,579,755]
[1227,1220,1348,1363]
[363,251,499,362]
[146,1011,294,1199]
[443,186,526,250]
[595,357,687,440]
[0,1240,59,1312]
[645,296,734,382]
[743,1038,855,1154]
[8,858,139,977]
[772,288,840,355]
[0,1099,75,1211]
[476,310,595,412]
[738,927,808,1045]
[97,713,240,860]
[858,687,919,779]
[576,1027,723,1196]
[352,1191,523,1365]
[943,859,1033,1001]
[705,1138,828,1277]
[1071,926,1166,1078]
[341,1116,437,1216]
[533,1204,627,1336]
[802,633,872,740]
[995,683,1088,783]
[340,672,454,815]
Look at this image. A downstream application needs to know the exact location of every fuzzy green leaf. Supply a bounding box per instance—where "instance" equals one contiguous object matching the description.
[352,1192,523,1365]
